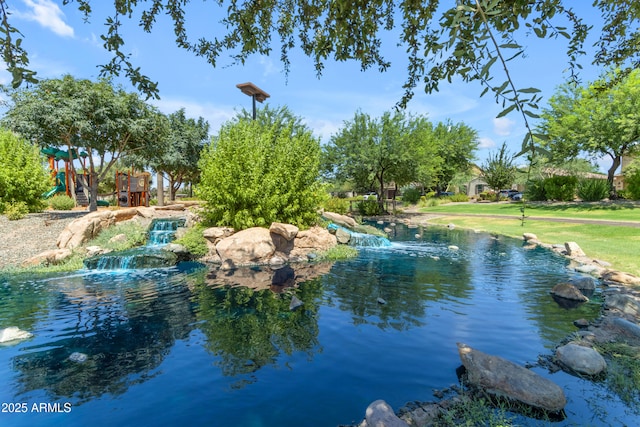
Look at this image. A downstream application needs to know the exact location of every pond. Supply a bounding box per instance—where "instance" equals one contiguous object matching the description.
[0,222,636,426]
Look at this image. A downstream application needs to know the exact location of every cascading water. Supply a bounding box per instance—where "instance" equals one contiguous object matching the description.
[328,223,392,247]
[147,218,186,246]
[347,231,392,247]
[84,218,186,270]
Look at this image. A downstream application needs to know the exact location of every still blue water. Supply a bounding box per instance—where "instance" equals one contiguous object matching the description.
[0,223,636,426]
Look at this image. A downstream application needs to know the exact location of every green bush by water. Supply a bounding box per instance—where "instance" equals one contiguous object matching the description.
[89,221,148,251]
[174,224,209,257]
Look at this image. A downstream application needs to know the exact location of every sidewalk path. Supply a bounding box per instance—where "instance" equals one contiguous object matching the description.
[415,212,640,228]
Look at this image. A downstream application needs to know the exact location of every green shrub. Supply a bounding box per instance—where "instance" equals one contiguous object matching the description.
[624,161,640,200]
[449,193,469,202]
[197,107,323,230]
[316,244,359,261]
[0,130,51,213]
[323,197,350,214]
[356,199,382,216]
[4,201,29,220]
[174,224,209,257]
[543,175,577,201]
[49,194,76,210]
[577,178,610,201]
[526,179,547,201]
[401,187,422,204]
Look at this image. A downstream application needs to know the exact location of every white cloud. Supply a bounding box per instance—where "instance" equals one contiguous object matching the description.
[478,137,496,150]
[19,0,74,37]
[151,97,236,134]
[492,116,515,136]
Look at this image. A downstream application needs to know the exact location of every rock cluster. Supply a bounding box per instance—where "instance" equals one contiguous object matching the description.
[201,222,337,268]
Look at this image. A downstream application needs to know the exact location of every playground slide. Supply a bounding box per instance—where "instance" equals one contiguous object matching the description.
[42,171,66,199]
[43,183,66,199]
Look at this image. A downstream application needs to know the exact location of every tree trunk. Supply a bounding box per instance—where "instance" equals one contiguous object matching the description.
[89,171,98,212]
[157,171,164,207]
[607,155,621,198]
[169,176,175,201]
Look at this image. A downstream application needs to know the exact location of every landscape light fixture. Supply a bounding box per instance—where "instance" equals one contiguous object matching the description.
[236,82,270,120]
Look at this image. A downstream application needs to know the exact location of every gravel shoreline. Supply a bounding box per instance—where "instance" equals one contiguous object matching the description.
[0,210,88,270]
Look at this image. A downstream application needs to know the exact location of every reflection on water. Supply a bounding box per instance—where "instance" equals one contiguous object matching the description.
[0,223,634,427]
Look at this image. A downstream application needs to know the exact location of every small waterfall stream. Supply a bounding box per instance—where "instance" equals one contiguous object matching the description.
[84,218,186,270]
[328,223,392,247]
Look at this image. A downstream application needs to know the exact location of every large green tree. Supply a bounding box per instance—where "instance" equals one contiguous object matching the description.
[0,2,636,117]
[2,75,170,211]
[126,108,210,201]
[323,111,422,199]
[538,69,640,194]
[482,142,517,200]
[197,106,323,229]
[0,128,50,213]
[323,112,477,197]
[430,121,479,193]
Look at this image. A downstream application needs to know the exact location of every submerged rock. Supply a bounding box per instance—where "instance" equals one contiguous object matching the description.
[0,326,33,343]
[289,295,304,311]
[68,352,88,363]
[456,343,566,413]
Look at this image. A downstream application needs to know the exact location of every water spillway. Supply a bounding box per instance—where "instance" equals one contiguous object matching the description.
[83,218,186,270]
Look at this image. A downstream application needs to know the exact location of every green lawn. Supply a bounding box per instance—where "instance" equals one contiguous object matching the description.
[415,201,640,276]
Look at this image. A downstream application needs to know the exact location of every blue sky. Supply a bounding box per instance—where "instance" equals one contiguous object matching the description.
[2,1,610,170]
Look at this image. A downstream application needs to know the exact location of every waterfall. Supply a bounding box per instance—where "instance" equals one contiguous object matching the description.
[84,218,186,270]
[347,232,392,247]
[147,218,186,246]
[328,223,392,247]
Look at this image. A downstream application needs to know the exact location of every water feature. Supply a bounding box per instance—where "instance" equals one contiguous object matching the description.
[0,222,636,426]
[83,218,185,270]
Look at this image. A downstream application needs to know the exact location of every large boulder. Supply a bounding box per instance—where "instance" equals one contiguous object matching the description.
[215,227,276,266]
[457,343,566,413]
[555,342,606,376]
[57,210,116,249]
[21,248,72,267]
[564,242,586,258]
[322,211,357,229]
[290,226,337,259]
[269,222,299,241]
[602,270,640,286]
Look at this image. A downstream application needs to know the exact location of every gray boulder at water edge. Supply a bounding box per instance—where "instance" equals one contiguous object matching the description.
[456,343,566,413]
[359,400,408,427]
[555,343,606,376]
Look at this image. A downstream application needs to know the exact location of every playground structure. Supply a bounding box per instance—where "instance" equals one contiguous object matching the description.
[41,147,150,208]
[116,169,151,207]
[41,147,94,206]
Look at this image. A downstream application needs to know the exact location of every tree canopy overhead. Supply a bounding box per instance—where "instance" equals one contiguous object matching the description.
[1,1,637,107]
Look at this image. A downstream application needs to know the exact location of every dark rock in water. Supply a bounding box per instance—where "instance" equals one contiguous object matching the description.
[377,297,387,305]
[573,318,590,328]
[290,295,304,311]
[456,342,566,413]
[551,283,588,302]
[84,248,178,269]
